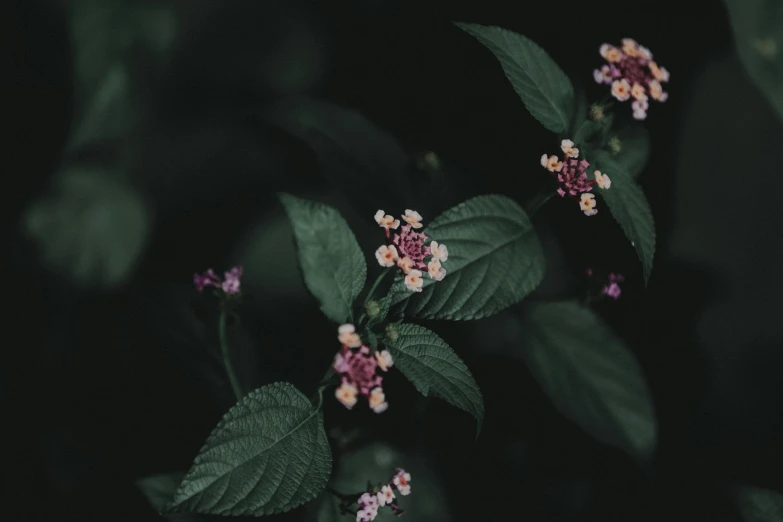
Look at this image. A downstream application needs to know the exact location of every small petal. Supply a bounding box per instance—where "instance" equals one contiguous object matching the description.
[402,209,423,229]
[375,350,394,371]
[430,241,449,262]
[611,79,631,101]
[579,193,597,213]
[594,171,611,190]
[404,270,424,292]
[375,244,400,267]
[335,382,358,409]
[397,256,414,274]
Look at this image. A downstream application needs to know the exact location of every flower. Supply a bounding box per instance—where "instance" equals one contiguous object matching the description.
[600,44,623,63]
[427,258,446,281]
[596,39,669,118]
[335,381,358,409]
[356,492,379,522]
[375,210,400,232]
[594,170,611,189]
[611,79,631,101]
[429,241,448,262]
[369,387,389,413]
[193,269,220,292]
[375,244,399,267]
[397,256,414,274]
[580,193,598,216]
[393,469,412,496]
[401,209,423,229]
[356,509,376,522]
[378,485,395,507]
[338,324,362,348]
[221,266,243,294]
[561,139,579,158]
[392,225,430,271]
[333,345,383,401]
[375,350,393,372]
[557,158,595,198]
[404,270,424,292]
[540,154,563,172]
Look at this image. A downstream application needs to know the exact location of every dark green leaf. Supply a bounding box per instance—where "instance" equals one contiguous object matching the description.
[455,23,574,133]
[614,126,651,179]
[521,301,656,465]
[385,323,484,436]
[262,97,413,216]
[390,195,545,320]
[733,484,783,521]
[23,169,151,288]
[724,0,783,122]
[591,151,656,283]
[167,382,332,516]
[280,193,367,323]
[137,473,203,521]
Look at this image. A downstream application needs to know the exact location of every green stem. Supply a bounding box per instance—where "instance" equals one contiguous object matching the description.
[526,191,555,217]
[218,309,244,402]
[363,269,392,307]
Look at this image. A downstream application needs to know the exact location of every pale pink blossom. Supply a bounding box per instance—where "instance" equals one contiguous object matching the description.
[375,244,399,267]
[594,171,611,190]
[375,350,393,372]
[397,256,414,274]
[374,210,400,231]
[335,382,358,409]
[648,80,666,101]
[540,154,563,172]
[404,270,424,292]
[580,193,598,216]
[429,241,449,262]
[377,485,395,507]
[338,324,362,348]
[611,79,631,101]
[600,43,623,63]
[561,139,579,158]
[401,209,423,229]
[369,387,388,413]
[427,258,446,281]
[393,469,412,496]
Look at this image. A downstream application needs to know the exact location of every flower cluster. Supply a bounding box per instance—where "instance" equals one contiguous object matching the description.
[540,140,611,216]
[355,468,412,521]
[193,266,243,295]
[334,324,393,413]
[593,38,670,120]
[374,209,449,292]
[585,269,625,300]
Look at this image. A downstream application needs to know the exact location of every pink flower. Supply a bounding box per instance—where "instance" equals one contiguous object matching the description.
[427,258,446,281]
[603,275,624,299]
[600,43,623,63]
[333,344,390,411]
[335,381,358,409]
[392,225,430,271]
[193,269,220,292]
[594,170,611,190]
[561,139,580,158]
[404,270,424,292]
[369,387,388,413]
[401,209,423,229]
[375,245,399,267]
[377,485,395,507]
[397,256,414,274]
[221,266,243,294]
[611,79,631,101]
[580,193,598,216]
[593,65,615,85]
[540,154,563,172]
[375,350,393,372]
[429,241,448,262]
[393,469,412,496]
[556,158,595,198]
[374,210,400,236]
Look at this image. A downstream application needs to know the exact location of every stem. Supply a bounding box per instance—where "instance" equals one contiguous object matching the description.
[363,269,392,307]
[326,486,356,502]
[526,191,555,217]
[218,309,244,402]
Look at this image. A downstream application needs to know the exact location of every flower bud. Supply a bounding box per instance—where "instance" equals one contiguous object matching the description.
[385,324,399,343]
[608,136,622,156]
[589,104,605,121]
[365,300,381,318]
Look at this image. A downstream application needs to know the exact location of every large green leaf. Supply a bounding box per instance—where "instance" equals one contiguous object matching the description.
[591,151,656,283]
[167,382,332,516]
[455,23,574,133]
[614,126,651,179]
[136,473,203,521]
[384,323,484,436]
[280,193,367,323]
[724,0,783,122]
[521,301,657,466]
[262,97,413,216]
[390,195,544,320]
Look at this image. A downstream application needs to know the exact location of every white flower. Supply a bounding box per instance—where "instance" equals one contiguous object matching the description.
[359,492,379,510]
[594,171,611,190]
[540,154,563,172]
[356,509,374,522]
[648,80,665,101]
[632,107,647,121]
[401,209,423,228]
[369,387,388,413]
[611,79,631,101]
[600,43,622,63]
[579,193,598,216]
[338,323,362,348]
[375,244,399,267]
[375,350,393,371]
[397,256,414,274]
[430,240,448,262]
[335,382,358,409]
[560,139,579,158]
[427,258,446,281]
[377,485,395,507]
[404,269,424,292]
[374,210,400,230]
[393,471,412,496]
[638,44,652,59]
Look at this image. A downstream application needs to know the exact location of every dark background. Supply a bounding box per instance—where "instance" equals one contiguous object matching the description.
[5,0,782,520]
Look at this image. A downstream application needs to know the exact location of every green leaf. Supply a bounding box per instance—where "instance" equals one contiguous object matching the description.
[521,301,656,466]
[455,22,574,133]
[384,323,484,436]
[167,382,332,516]
[732,484,783,521]
[724,0,783,122]
[23,169,151,288]
[137,473,203,522]
[390,195,545,320]
[614,126,651,179]
[591,151,656,283]
[280,193,367,323]
[262,97,413,217]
